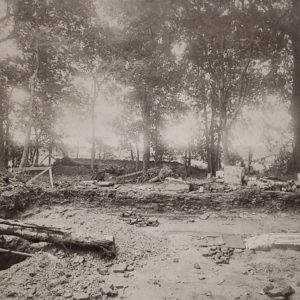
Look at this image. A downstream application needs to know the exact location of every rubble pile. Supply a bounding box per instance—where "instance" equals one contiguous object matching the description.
[202,246,235,264]
[0,171,24,193]
[247,177,299,192]
[120,211,159,227]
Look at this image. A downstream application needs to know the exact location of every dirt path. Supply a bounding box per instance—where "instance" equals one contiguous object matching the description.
[1,207,300,300]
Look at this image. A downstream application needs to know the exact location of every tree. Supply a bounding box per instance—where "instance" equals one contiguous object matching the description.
[289,0,300,169]
[105,0,183,173]
[170,0,289,173]
[5,0,101,168]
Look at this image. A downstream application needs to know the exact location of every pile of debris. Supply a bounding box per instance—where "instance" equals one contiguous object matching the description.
[120,211,159,227]
[246,177,299,192]
[91,165,125,181]
[0,171,24,193]
[202,246,235,264]
[76,180,115,189]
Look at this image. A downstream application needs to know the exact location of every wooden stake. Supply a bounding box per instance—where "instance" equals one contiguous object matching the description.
[0,247,33,257]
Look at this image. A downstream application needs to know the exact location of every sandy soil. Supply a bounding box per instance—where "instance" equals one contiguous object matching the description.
[1,206,300,300]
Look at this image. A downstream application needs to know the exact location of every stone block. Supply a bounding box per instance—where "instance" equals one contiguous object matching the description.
[224,165,244,185]
[164,177,191,192]
[246,233,300,251]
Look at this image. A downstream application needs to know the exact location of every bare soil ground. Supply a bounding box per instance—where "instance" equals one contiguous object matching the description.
[1,204,300,300]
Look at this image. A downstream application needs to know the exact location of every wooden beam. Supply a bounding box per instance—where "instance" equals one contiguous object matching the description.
[12,167,51,172]
[26,167,51,184]
[0,247,33,258]
[49,167,54,188]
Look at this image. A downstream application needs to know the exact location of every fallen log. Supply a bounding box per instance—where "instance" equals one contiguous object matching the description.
[0,218,116,257]
[116,167,160,183]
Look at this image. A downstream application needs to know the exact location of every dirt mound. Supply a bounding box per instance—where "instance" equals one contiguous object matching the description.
[0,206,167,299]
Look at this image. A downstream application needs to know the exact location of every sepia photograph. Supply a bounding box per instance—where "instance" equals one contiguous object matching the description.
[0,0,299,299]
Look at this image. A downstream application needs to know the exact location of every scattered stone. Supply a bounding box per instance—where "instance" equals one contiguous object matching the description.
[202,246,234,264]
[100,285,118,297]
[73,255,85,264]
[263,283,274,294]
[199,213,209,220]
[265,285,295,298]
[120,211,159,227]
[194,263,201,269]
[146,217,159,226]
[198,276,206,280]
[97,268,109,275]
[73,292,90,300]
[6,291,17,297]
[173,258,179,263]
[126,265,134,272]
[113,263,128,273]
[64,292,73,298]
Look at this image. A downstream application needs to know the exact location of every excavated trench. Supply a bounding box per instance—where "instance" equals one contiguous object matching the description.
[0,252,27,270]
[0,236,33,270]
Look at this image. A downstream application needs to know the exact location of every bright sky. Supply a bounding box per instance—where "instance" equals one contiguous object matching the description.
[10,83,291,161]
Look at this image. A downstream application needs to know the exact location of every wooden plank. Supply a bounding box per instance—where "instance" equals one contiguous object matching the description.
[26,167,51,184]
[12,167,51,172]
[0,247,33,257]
[49,167,54,188]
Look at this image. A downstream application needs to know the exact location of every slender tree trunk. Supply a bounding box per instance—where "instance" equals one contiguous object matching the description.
[20,39,39,169]
[130,145,134,161]
[48,147,52,165]
[34,147,39,166]
[90,76,97,171]
[186,147,191,177]
[291,0,300,170]
[216,123,222,170]
[0,92,5,170]
[154,137,158,167]
[203,102,211,174]
[135,142,140,172]
[19,119,33,168]
[222,127,230,166]
[210,105,216,176]
[142,92,151,174]
[4,91,10,168]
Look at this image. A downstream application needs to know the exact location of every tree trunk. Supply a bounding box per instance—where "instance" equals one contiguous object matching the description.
[142,93,151,174]
[20,39,39,169]
[0,92,5,170]
[90,76,97,171]
[187,147,191,177]
[34,147,39,166]
[0,218,116,257]
[135,142,140,171]
[203,102,212,174]
[130,145,134,161]
[210,104,216,176]
[48,147,52,165]
[19,120,33,168]
[291,0,300,170]
[222,127,230,166]
[216,124,222,170]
